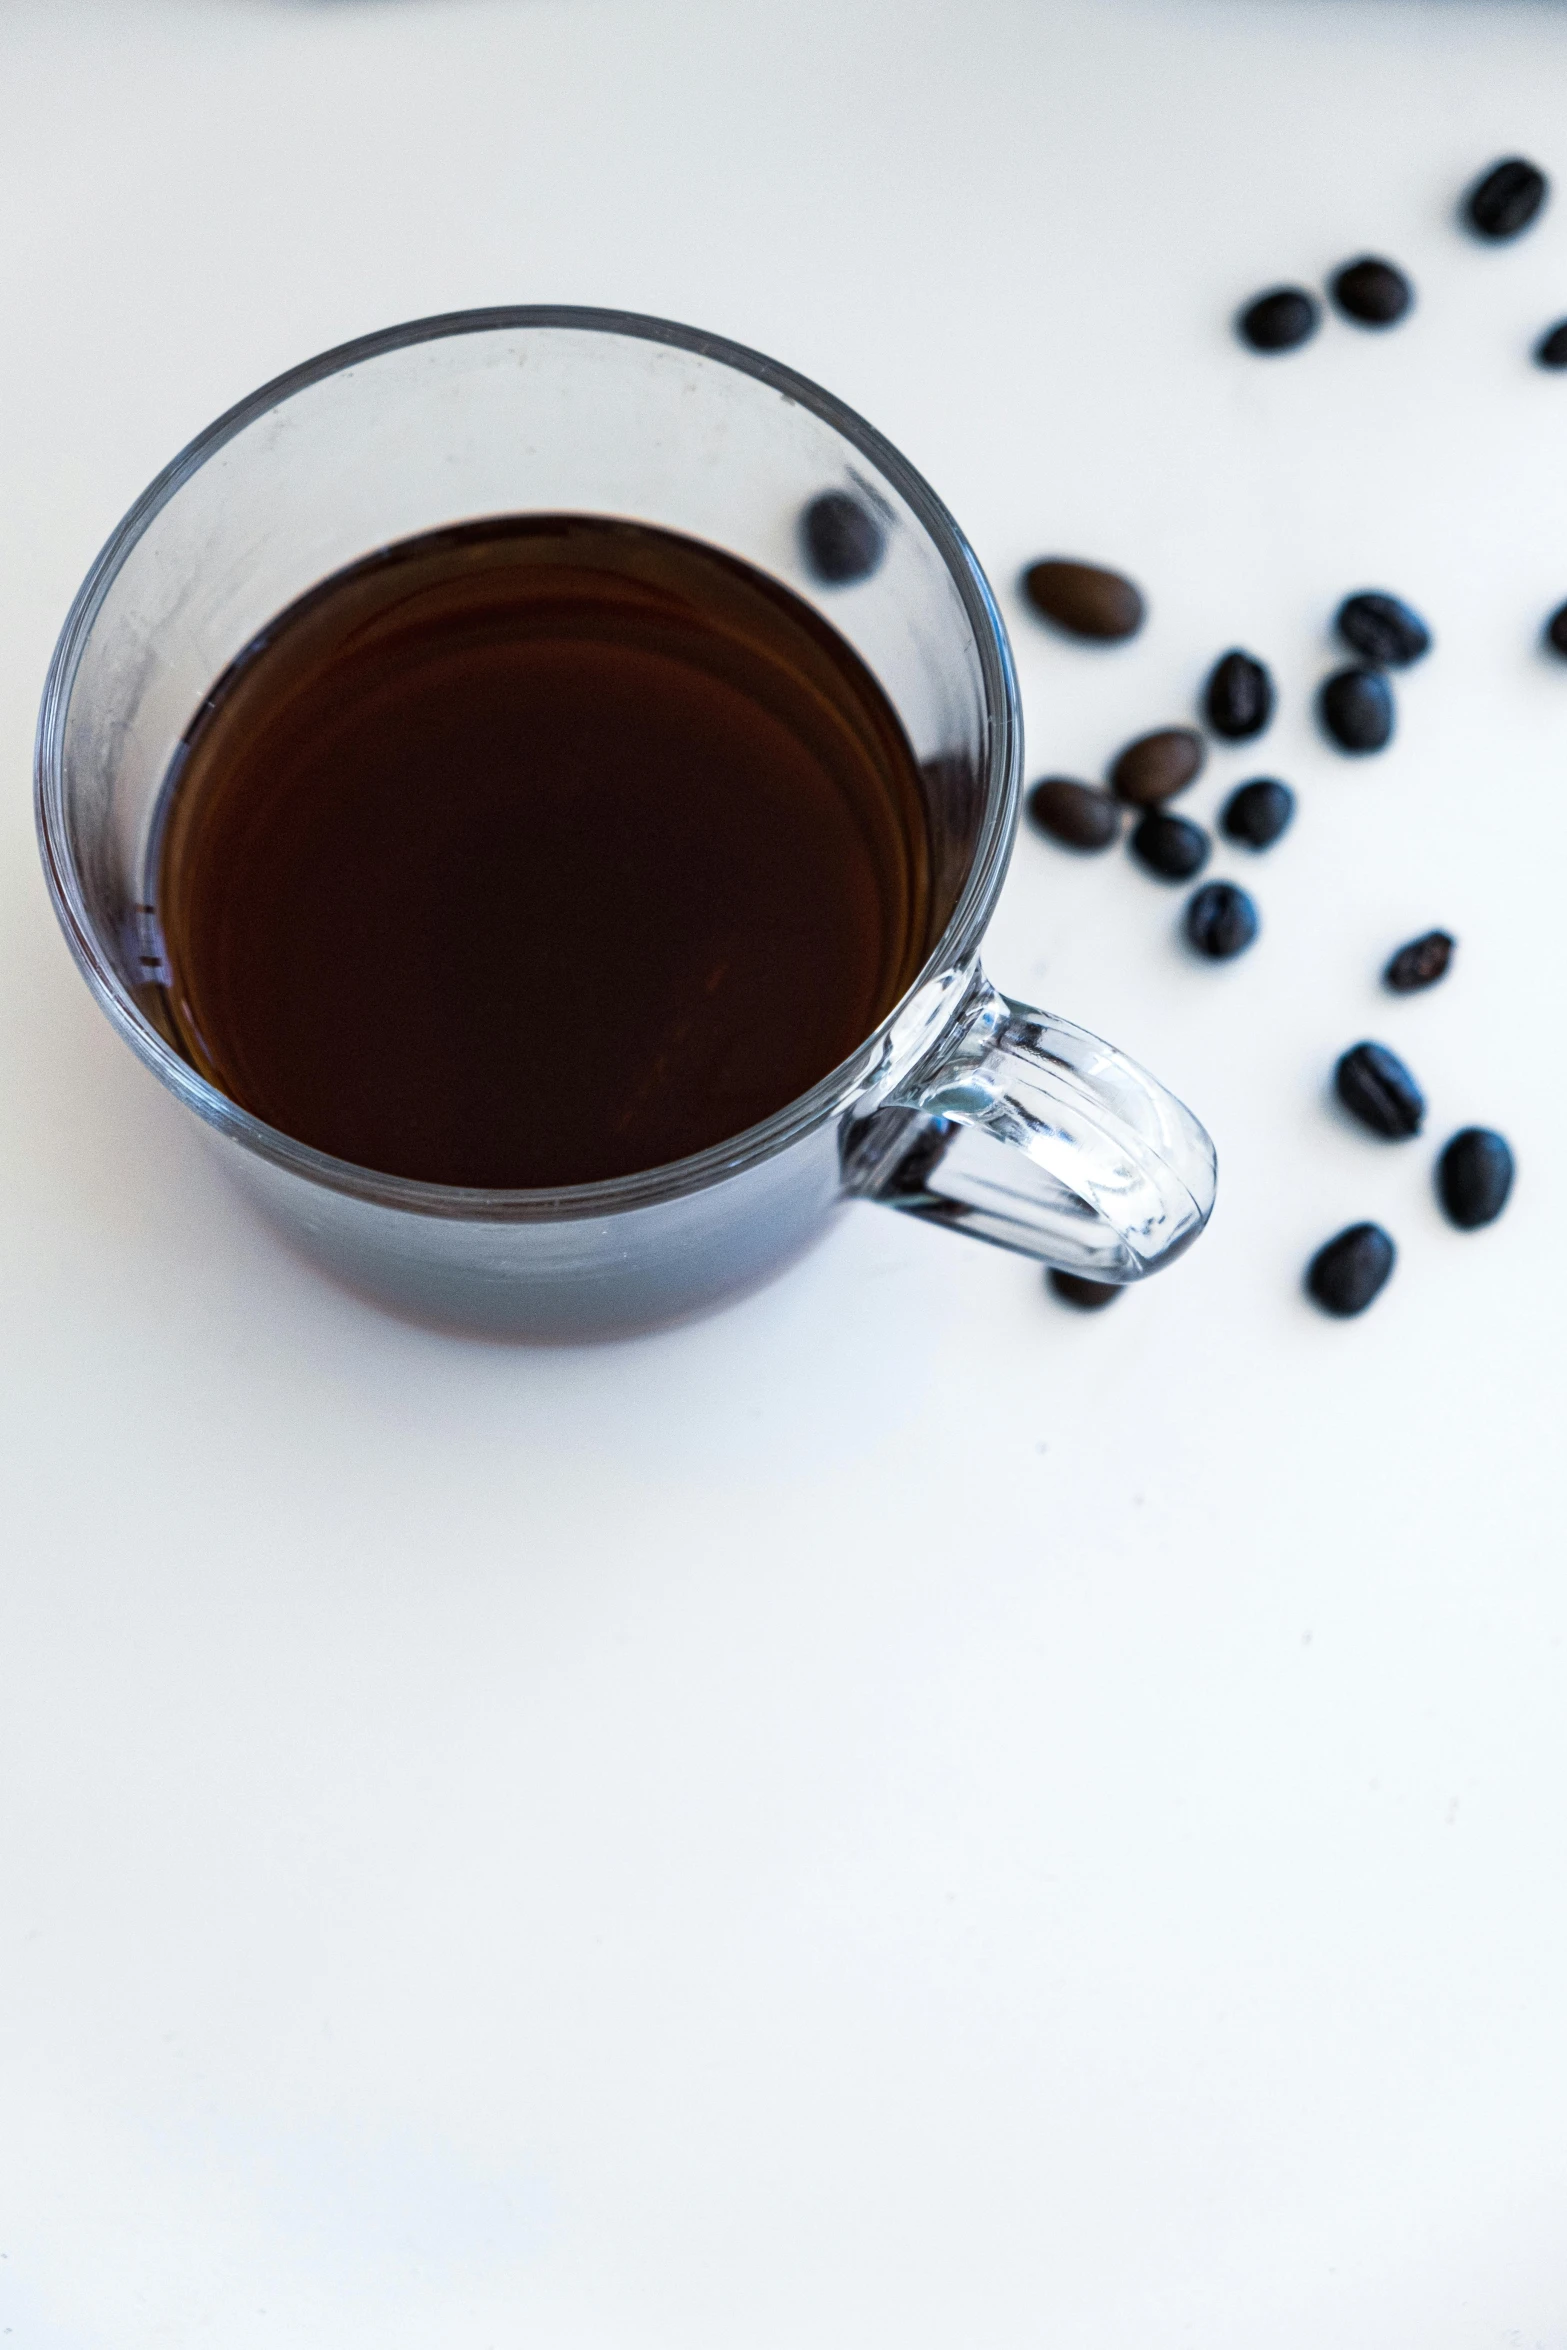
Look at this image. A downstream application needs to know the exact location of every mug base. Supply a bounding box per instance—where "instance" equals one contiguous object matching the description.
[209,1123,849,1343]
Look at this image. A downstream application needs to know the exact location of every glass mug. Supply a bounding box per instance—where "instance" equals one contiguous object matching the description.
[35,307,1216,1338]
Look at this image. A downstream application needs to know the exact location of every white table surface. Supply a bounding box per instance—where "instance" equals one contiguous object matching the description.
[4,2,1566,2343]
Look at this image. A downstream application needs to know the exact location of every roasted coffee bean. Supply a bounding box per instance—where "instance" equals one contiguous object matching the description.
[1535,320,1567,369]
[1436,1127,1515,1229]
[1047,1268,1122,1311]
[868,1114,958,1202]
[1546,601,1567,658]
[1022,559,1144,642]
[1130,809,1209,881]
[1320,665,1394,753]
[801,491,885,584]
[1185,880,1258,960]
[1220,777,1295,850]
[1026,775,1121,851]
[1109,726,1205,806]
[1238,287,1320,352]
[1466,156,1549,241]
[1306,1222,1396,1317]
[1383,929,1454,992]
[1204,648,1275,740]
[1336,590,1431,667]
[1048,1269,1122,1310]
[1329,256,1413,327]
[1335,1041,1426,1139]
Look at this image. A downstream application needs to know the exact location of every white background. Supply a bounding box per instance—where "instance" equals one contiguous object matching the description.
[3,1,1566,2343]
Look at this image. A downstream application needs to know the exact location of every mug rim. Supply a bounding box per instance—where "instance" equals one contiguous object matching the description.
[35,303,1022,1222]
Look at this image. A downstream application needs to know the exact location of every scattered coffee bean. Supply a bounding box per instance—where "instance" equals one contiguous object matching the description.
[860,1112,958,1203]
[1320,665,1395,753]
[1334,1041,1426,1139]
[1535,320,1567,369]
[1238,286,1321,352]
[1185,880,1258,960]
[1220,777,1295,850]
[1383,929,1454,992]
[1436,1127,1515,1229]
[1330,256,1413,327]
[1048,1269,1122,1310]
[1022,558,1144,642]
[1336,590,1431,668]
[1026,775,1121,851]
[1306,1222,1396,1317]
[1466,156,1549,241]
[801,491,885,584]
[1546,601,1567,658]
[1204,648,1275,740]
[1131,809,1210,882]
[1109,726,1206,806]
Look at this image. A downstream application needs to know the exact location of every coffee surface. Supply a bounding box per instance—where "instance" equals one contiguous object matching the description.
[154,514,931,1187]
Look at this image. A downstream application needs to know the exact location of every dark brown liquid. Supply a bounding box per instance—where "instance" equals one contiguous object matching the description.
[154,515,931,1188]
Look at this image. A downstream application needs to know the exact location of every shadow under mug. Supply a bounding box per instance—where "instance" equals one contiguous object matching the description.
[35,306,1217,1338]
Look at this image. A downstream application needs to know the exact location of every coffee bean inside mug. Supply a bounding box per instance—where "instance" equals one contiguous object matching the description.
[152,513,935,1189]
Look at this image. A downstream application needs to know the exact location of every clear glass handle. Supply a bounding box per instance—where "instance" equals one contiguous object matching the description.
[843,968,1217,1282]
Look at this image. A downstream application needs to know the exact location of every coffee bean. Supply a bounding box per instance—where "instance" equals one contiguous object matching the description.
[1436,1128,1514,1229]
[1306,1222,1396,1317]
[1026,776,1121,851]
[1466,156,1549,241]
[1546,601,1567,658]
[1238,287,1320,352]
[1022,559,1144,642]
[1536,320,1567,369]
[1330,256,1413,327]
[1048,1269,1122,1310]
[857,1112,958,1203]
[801,491,885,584]
[1109,727,1206,806]
[1185,880,1258,960]
[1383,929,1454,992]
[1204,648,1275,740]
[1220,777,1295,850]
[1334,1041,1426,1139]
[1130,809,1209,881]
[1336,590,1431,667]
[1320,665,1395,753]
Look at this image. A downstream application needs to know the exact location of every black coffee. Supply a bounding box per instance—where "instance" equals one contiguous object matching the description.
[153,515,932,1188]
